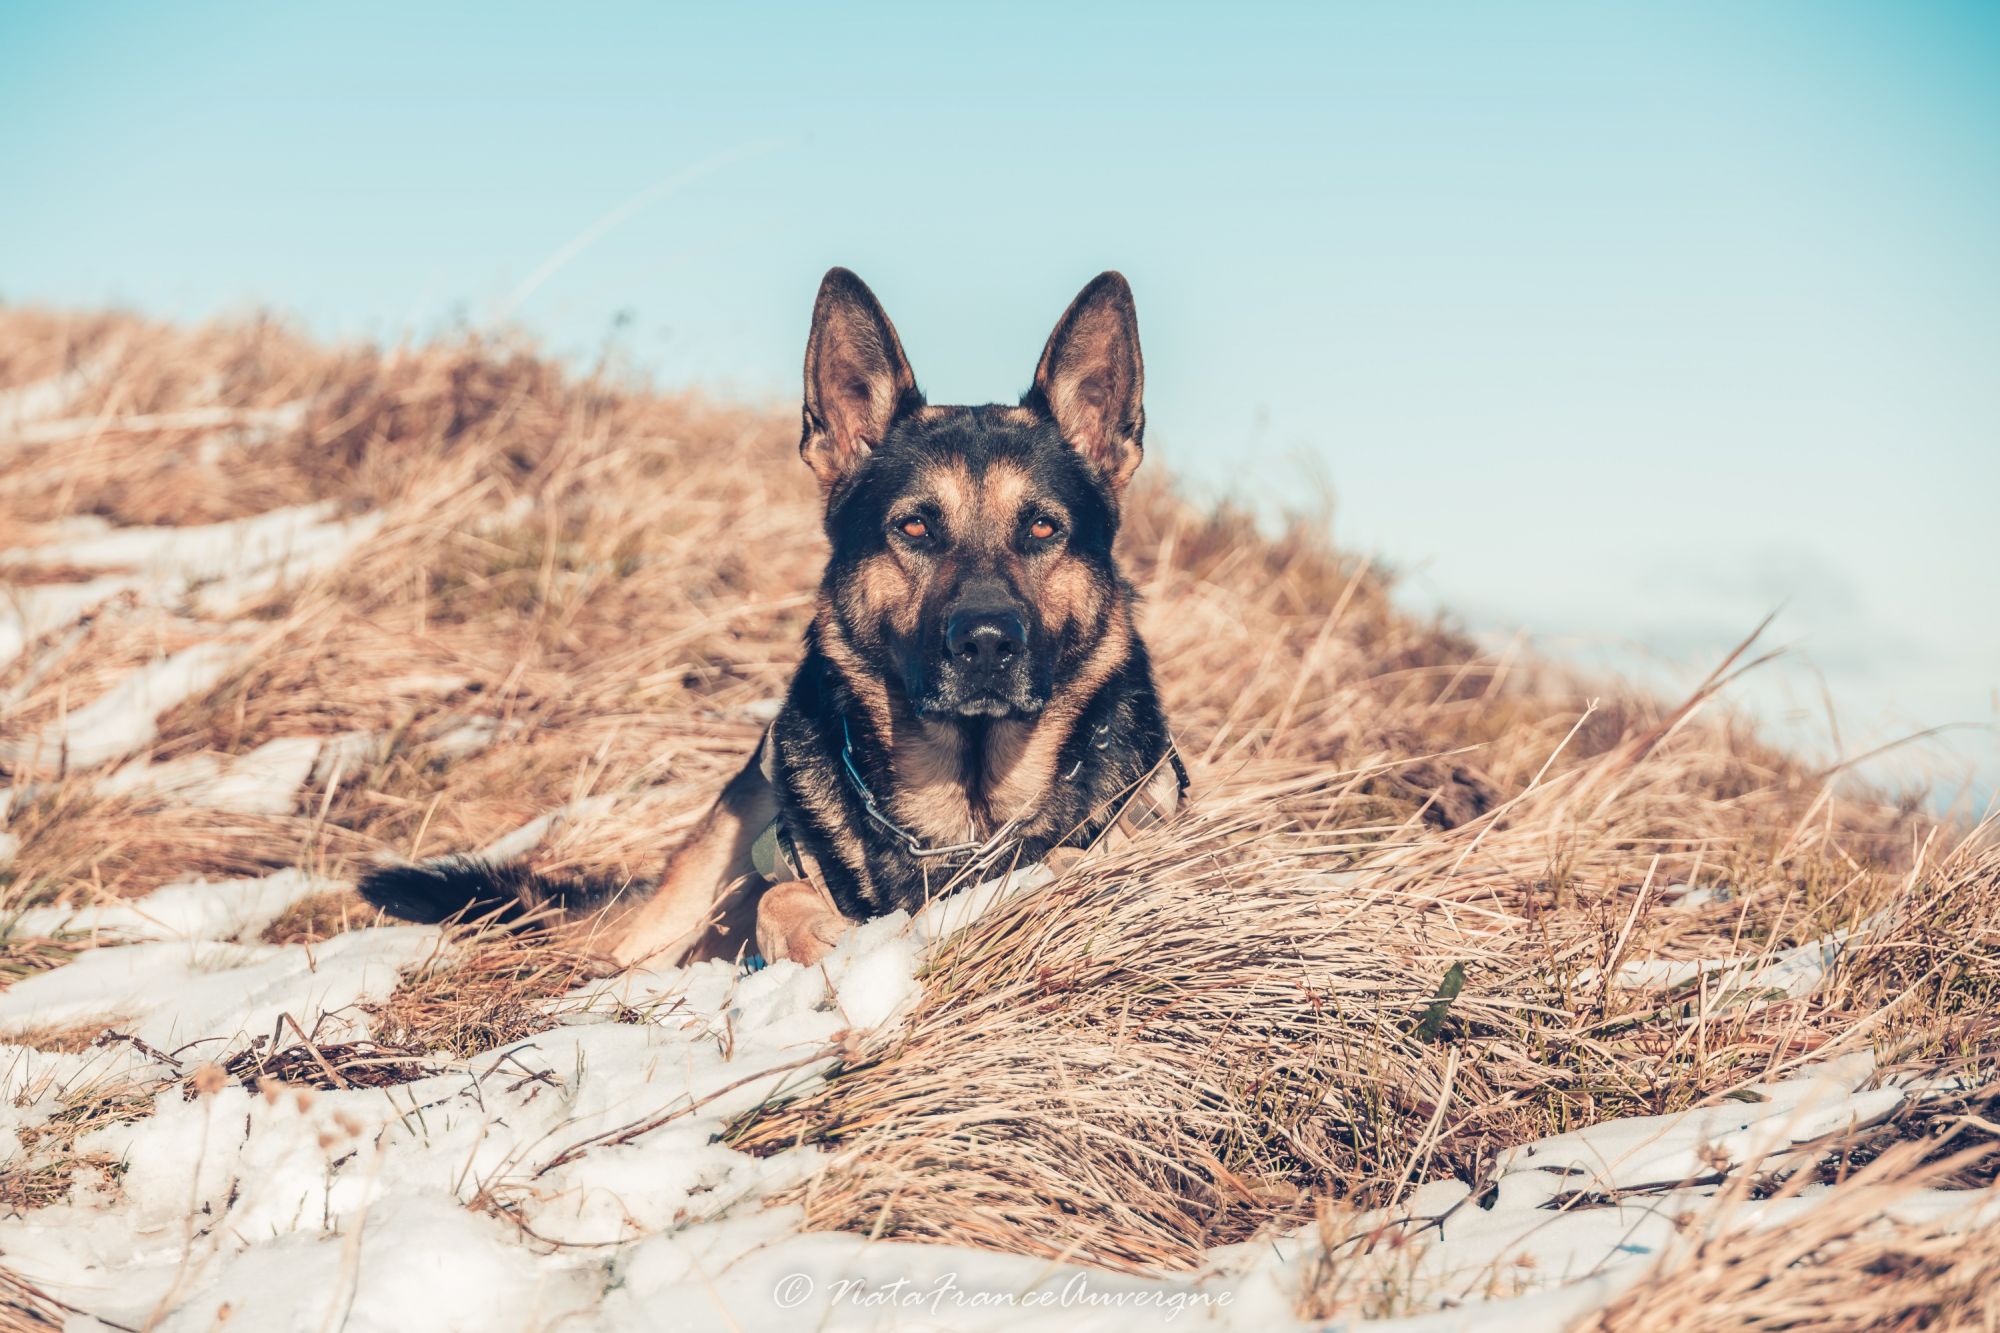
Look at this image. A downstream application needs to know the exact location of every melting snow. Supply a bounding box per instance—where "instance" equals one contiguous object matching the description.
[0,860,1986,1332]
[92,735,328,814]
[0,639,251,772]
[1,502,380,672]
[0,923,438,1054]
[0,344,123,439]
[7,867,337,944]
[1590,922,1874,1003]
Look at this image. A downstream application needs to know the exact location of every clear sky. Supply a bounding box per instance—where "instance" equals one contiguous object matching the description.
[3,1,1995,804]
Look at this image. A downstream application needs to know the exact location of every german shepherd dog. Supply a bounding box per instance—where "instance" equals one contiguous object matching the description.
[359,269,1185,968]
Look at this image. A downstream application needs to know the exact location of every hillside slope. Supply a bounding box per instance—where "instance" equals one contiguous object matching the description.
[0,310,1994,1330]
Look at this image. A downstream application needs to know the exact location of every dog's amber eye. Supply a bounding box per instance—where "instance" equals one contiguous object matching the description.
[1029,518,1058,540]
[899,517,929,540]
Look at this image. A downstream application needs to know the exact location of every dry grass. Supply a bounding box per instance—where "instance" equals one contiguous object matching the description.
[1,307,1994,1319]
[366,927,615,1059]
[1587,1139,2000,1332]
[0,1267,71,1332]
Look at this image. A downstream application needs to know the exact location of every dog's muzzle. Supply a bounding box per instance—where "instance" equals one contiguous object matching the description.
[919,586,1045,719]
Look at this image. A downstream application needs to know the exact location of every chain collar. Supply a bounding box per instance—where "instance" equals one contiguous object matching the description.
[837,713,1113,865]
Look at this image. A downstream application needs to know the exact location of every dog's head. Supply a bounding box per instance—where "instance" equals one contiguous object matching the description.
[802,268,1145,722]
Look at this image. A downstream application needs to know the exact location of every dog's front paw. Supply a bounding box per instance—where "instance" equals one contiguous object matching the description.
[756,879,853,967]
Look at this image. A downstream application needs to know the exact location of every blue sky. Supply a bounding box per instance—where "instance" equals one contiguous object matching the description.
[3,2,1996,803]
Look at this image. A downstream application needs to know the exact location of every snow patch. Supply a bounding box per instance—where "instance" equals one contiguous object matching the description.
[2,399,309,451]
[1591,923,1872,1001]
[0,345,122,436]
[8,867,337,944]
[0,502,380,672]
[0,924,438,1054]
[94,735,326,814]
[0,638,249,772]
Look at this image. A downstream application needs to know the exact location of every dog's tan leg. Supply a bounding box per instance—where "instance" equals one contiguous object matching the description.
[681,878,762,965]
[604,750,777,968]
[754,878,853,967]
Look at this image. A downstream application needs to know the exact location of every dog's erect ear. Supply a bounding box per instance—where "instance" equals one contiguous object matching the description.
[801,268,920,493]
[1026,272,1145,491]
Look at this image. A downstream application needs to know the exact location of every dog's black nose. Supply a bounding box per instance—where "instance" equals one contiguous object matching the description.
[945,609,1026,671]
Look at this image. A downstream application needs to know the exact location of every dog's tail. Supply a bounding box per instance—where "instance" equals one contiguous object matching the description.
[356,856,631,928]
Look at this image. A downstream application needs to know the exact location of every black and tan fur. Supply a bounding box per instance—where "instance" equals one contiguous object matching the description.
[360,269,1183,968]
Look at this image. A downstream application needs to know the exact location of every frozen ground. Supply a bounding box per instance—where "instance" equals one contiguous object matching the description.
[1,368,1992,1330]
[2,856,1993,1332]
